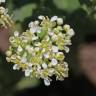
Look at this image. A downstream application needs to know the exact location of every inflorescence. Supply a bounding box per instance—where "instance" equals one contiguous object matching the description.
[0,0,14,27]
[6,15,75,86]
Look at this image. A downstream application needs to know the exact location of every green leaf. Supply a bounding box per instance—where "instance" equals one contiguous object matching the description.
[13,4,37,22]
[15,77,40,90]
[53,0,80,13]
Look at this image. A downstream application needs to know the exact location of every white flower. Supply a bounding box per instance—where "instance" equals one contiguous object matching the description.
[34,42,41,46]
[42,63,47,69]
[9,37,15,43]
[25,69,31,77]
[6,50,12,56]
[37,65,41,72]
[25,45,33,53]
[42,48,46,53]
[64,24,70,31]
[67,29,75,36]
[32,36,38,41]
[48,31,54,36]
[51,16,58,21]
[17,46,23,52]
[13,64,20,70]
[6,57,11,62]
[38,15,45,20]
[11,55,16,60]
[14,31,19,37]
[65,39,71,45]
[51,34,58,41]
[29,22,40,33]
[28,22,34,28]
[0,7,6,14]
[64,62,68,68]
[44,78,50,86]
[30,27,37,33]
[52,45,58,53]
[57,52,63,56]
[57,18,63,25]
[28,63,33,67]
[34,20,39,25]
[44,53,49,58]
[51,58,58,66]
[21,56,27,64]
[49,69,54,74]
[64,46,70,53]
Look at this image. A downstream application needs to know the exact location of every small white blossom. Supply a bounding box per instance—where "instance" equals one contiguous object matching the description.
[34,20,39,25]
[21,56,27,64]
[13,64,20,70]
[67,29,75,36]
[29,22,40,33]
[44,53,49,58]
[28,63,33,67]
[65,39,71,45]
[64,46,70,53]
[51,58,58,66]
[34,42,41,46]
[28,22,34,28]
[25,69,31,77]
[37,65,41,71]
[48,31,54,36]
[51,34,58,41]
[57,52,63,55]
[64,62,68,68]
[32,36,38,41]
[42,63,47,69]
[30,27,37,33]
[11,55,16,60]
[64,24,70,30]
[42,48,46,53]
[14,31,19,37]
[52,45,59,53]
[25,45,33,53]
[6,50,12,56]
[44,78,50,86]
[17,46,23,52]
[38,15,45,20]
[57,18,63,25]
[51,16,58,21]
[6,57,11,62]
[0,7,6,14]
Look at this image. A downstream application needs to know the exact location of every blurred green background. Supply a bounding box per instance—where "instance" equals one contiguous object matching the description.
[0,0,96,96]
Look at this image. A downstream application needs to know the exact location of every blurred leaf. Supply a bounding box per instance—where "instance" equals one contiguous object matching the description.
[13,4,37,22]
[15,77,40,90]
[53,0,80,13]
[7,0,14,14]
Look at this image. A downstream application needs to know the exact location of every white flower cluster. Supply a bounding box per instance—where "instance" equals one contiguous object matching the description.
[0,1,14,27]
[6,15,75,86]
